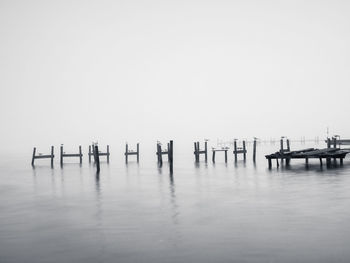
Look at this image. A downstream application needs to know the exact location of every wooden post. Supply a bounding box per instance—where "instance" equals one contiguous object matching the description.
[287,139,290,152]
[253,139,256,162]
[169,140,173,173]
[158,144,163,165]
[60,145,63,165]
[94,145,100,173]
[31,147,36,166]
[319,157,323,167]
[243,140,246,160]
[225,149,227,163]
[276,157,279,167]
[137,143,139,162]
[79,146,82,164]
[196,142,200,162]
[212,150,216,163]
[268,158,272,168]
[305,157,309,166]
[204,141,208,162]
[51,146,54,167]
[89,145,91,163]
[194,142,198,162]
[340,158,343,165]
[234,140,237,161]
[333,137,337,148]
[326,138,331,165]
[125,143,128,163]
[280,138,284,153]
[107,145,110,163]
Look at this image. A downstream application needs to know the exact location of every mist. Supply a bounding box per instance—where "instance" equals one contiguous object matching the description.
[1,0,350,153]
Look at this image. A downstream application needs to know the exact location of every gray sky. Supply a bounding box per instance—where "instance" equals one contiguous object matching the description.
[1,0,349,152]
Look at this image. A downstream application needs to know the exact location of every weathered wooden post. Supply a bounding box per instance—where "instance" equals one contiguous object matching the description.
[79,146,82,164]
[287,139,290,152]
[107,145,110,163]
[280,138,284,153]
[253,138,257,162]
[137,143,139,162]
[157,143,163,165]
[169,140,173,173]
[60,145,64,166]
[268,157,272,168]
[94,144,100,173]
[243,140,246,160]
[125,143,129,163]
[204,141,208,162]
[89,145,92,163]
[194,142,198,162]
[50,146,54,167]
[225,149,228,163]
[234,140,238,161]
[212,150,216,163]
[326,138,331,166]
[31,147,36,166]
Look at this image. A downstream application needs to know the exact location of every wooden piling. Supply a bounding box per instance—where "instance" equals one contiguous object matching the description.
[137,143,139,162]
[51,146,54,167]
[253,139,257,162]
[89,145,92,163]
[287,139,290,152]
[31,147,36,166]
[94,145,100,173]
[125,143,128,163]
[243,140,246,160]
[60,145,63,165]
[79,146,82,164]
[107,145,110,163]
[204,141,208,162]
[234,140,237,161]
[225,150,227,163]
[194,142,198,162]
[212,151,216,163]
[268,157,272,168]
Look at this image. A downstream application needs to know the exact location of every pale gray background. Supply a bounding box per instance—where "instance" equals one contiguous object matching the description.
[1,0,349,152]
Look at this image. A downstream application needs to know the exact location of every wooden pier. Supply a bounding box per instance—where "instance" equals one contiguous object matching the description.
[31,146,54,167]
[266,137,350,168]
[194,140,208,162]
[233,139,247,161]
[212,147,229,163]
[125,143,139,163]
[156,140,173,173]
[89,144,110,163]
[60,145,82,165]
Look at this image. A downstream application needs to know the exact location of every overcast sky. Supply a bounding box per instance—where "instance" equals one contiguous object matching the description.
[1,0,349,152]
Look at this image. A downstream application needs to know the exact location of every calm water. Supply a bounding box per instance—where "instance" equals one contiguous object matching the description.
[1,143,350,263]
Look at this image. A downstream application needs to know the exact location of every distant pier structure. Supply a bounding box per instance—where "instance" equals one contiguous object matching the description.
[89,144,110,163]
[266,135,350,168]
[60,145,82,165]
[125,143,139,163]
[31,146,54,167]
[194,140,208,162]
[156,141,173,165]
[233,139,247,161]
[212,147,229,163]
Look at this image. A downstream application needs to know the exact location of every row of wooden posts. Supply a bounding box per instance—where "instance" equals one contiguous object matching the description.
[31,139,257,167]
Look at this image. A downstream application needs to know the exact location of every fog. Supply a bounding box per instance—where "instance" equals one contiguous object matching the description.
[1,0,349,153]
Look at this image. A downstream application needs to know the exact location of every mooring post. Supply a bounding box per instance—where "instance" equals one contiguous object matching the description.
[89,145,91,163]
[253,138,257,162]
[79,146,82,164]
[280,138,283,152]
[137,143,139,162]
[31,147,36,166]
[169,140,173,173]
[60,145,63,165]
[196,142,200,162]
[204,141,208,162]
[212,150,216,163]
[234,140,237,161]
[243,140,246,160]
[94,145,100,173]
[125,143,128,163]
[107,145,110,163]
[194,142,198,162]
[158,143,163,165]
[225,149,227,163]
[51,146,54,167]
[287,139,290,152]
